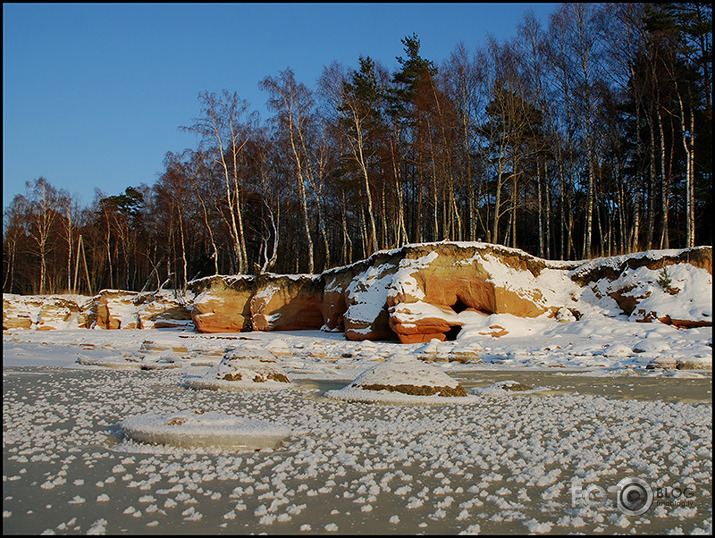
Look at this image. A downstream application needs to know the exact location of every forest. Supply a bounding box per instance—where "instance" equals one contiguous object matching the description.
[3,3,712,296]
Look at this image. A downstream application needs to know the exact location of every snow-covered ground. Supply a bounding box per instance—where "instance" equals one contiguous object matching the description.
[3,309,712,534]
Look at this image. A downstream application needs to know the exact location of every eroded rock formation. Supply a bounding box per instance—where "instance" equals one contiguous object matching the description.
[4,243,711,347]
[188,276,254,333]
[250,274,323,332]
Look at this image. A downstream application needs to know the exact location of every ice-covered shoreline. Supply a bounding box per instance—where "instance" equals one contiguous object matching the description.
[3,325,713,535]
[3,363,712,535]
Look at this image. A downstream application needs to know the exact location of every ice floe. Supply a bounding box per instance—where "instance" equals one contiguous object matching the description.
[120,410,291,450]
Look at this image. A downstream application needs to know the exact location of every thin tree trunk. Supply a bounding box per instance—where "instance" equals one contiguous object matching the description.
[177,206,188,292]
[194,182,219,275]
[416,113,425,243]
[559,158,566,260]
[510,171,518,249]
[544,159,551,259]
[657,107,669,249]
[537,159,544,258]
[230,128,249,274]
[286,113,314,273]
[632,188,641,253]
[463,110,475,241]
[388,130,409,246]
[352,117,378,254]
[105,217,113,290]
[646,115,657,250]
[688,104,695,247]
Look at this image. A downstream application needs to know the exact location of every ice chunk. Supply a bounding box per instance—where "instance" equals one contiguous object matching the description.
[120,411,290,450]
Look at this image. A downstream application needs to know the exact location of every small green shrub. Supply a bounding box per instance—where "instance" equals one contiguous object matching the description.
[657,267,679,295]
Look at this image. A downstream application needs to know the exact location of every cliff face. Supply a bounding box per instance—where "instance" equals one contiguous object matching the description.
[188,275,255,333]
[3,290,193,331]
[4,243,712,342]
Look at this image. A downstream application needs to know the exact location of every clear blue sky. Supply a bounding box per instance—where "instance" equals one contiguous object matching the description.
[3,2,559,210]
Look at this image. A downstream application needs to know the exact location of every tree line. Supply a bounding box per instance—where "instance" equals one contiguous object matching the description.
[3,3,712,296]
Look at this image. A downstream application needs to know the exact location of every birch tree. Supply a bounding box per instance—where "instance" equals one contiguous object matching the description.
[260,68,317,273]
[25,178,61,294]
[182,90,255,274]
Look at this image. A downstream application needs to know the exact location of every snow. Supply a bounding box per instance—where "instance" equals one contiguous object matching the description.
[183,344,292,391]
[476,252,578,308]
[346,251,440,327]
[324,353,479,404]
[120,411,290,450]
[252,284,280,303]
[2,246,712,535]
[344,263,394,327]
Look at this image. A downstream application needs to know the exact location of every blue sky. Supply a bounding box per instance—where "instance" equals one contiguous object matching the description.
[3,2,559,210]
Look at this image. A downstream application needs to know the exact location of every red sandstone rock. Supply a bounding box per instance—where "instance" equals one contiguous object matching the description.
[135,294,192,329]
[3,244,710,346]
[94,290,140,329]
[2,296,38,329]
[321,269,355,332]
[250,274,324,331]
[386,243,550,343]
[188,276,255,333]
[342,256,401,341]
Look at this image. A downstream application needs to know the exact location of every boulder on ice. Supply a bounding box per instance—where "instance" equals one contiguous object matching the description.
[184,345,291,391]
[324,353,476,404]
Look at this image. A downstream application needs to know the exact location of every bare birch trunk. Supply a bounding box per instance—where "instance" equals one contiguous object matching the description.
[657,107,669,249]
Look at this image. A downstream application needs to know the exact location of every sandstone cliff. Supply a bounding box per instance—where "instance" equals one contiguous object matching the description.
[4,243,711,344]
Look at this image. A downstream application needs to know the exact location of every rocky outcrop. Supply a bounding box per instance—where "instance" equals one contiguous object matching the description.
[4,244,711,346]
[384,243,560,343]
[321,266,360,332]
[3,295,44,330]
[94,290,140,329]
[188,275,255,333]
[2,291,191,331]
[37,297,84,330]
[572,246,712,327]
[90,290,192,330]
[135,293,193,329]
[250,274,323,332]
[324,353,471,402]
[321,243,558,342]
[341,243,711,343]
[340,255,401,341]
[187,273,324,333]
[568,247,712,286]
[3,294,90,330]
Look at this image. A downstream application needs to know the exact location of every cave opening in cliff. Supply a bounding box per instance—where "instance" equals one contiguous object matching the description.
[451,296,469,314]
[445,325,462,341]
